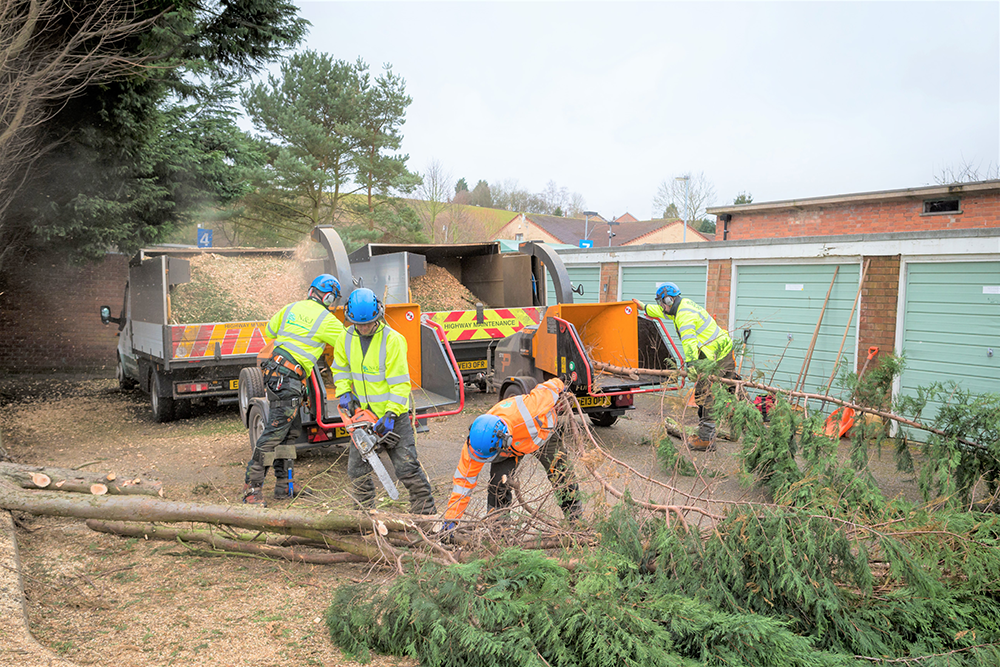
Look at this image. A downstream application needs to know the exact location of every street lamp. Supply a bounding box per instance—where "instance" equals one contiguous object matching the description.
[675,176,690,243]
[582,210,599,241]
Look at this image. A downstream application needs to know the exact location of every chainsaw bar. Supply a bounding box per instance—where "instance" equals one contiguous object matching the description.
[339,407,400,500]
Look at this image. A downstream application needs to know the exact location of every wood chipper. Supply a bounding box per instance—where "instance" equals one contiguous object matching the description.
[238,226,465,458]
[346,239,580,391]
[490,300,686,426]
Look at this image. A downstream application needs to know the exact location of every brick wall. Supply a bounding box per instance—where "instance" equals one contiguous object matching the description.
[0,253,128,373]
[598,262,619,302]
[857,255,900,373]
[705,259,732,329]
[722,191,1000,241]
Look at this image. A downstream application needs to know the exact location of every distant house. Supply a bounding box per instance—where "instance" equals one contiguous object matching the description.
[494,213,709,247]
[706,180,1000,241]
[614,213,638,223]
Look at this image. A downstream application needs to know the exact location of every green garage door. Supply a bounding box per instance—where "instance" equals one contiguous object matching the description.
[900,261,1000,421]
[545,265,601,305]
[734,263,861,402]
[620,264,708,306]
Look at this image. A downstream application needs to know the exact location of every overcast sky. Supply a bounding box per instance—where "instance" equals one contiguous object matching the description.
[289,1,999,220]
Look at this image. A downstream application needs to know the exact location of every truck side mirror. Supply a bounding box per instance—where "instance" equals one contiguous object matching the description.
[100,305,122,326]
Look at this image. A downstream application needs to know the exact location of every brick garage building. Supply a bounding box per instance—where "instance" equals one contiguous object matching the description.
[0,253,128,373]
[707,180,1000,241]
[553,228,999,410]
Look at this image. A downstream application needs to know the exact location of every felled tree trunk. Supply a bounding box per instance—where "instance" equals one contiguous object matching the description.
[87,520,371,564]
[0,462,163,497]
[0,477,420,534]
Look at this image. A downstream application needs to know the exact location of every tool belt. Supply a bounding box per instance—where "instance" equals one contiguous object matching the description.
[261,348,304,379]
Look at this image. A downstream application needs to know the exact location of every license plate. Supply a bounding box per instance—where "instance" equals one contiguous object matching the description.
[578,395,611,408]
[229,379,239,390]
[457,359,488,371]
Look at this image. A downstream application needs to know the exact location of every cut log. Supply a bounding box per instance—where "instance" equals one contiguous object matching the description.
[0,478,421,534]
[87,520,371,564]
[90,483,108,495]
[0,462,163,497]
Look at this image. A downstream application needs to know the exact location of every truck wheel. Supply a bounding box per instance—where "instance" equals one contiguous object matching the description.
[151,371,175,423]
[501,383,525,400]
[588,411,618,428]
[248,402,267,456]
[501,377,537,400]
[238,367,266,424]
[117,355,137,391]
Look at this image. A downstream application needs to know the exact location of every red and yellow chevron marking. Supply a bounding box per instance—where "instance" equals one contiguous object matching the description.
[428,307,543,342]
[170,322,269,359]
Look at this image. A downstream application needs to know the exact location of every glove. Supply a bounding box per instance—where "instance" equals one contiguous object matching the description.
[338,392,359,412]
[374,412,396,437]
[439,521,457,543]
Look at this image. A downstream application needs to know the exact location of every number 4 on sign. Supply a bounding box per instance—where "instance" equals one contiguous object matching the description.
[197,229,213,248]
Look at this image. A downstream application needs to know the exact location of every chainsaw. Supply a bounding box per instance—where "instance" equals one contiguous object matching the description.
[337,406,400,500]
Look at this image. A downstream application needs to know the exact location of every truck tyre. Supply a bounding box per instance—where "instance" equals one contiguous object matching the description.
[501,377,537,400]
[588,411,618,428]
[151,371,175,423]
[238,366,266,424]
[117,354,137,391]
[248,402,267,456]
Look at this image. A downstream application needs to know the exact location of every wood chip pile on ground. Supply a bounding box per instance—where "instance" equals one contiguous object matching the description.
[170,253,308,323]
[408,264,486,312]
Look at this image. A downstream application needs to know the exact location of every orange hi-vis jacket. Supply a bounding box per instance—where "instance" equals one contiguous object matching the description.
[443,378,564,521]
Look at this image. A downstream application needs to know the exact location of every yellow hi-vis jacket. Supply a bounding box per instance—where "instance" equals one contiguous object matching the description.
[443,378,564,521]
[331,322,411,418]
[642,297,733,364]
[265,299,345,377]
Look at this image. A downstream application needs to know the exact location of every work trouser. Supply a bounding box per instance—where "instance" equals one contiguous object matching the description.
[695,348,739,442]
[487,428,582,521]
[347,414,436,515]
[244,375,304,490]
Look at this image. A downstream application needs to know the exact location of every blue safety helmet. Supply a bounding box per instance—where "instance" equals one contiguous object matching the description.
[308,274,341,309]
[655,282,681,300]
[344,288,384,324]
[468,414,509,460]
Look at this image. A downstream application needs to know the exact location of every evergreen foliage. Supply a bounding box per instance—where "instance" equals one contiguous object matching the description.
[3,0,306,272]
[327,502,1000,666]
[656,436,698,477]
[327,353,1000,666]
[896,383,1000,506]
[239,51,422,245]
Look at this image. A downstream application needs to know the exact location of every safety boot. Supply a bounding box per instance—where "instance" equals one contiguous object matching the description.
[242,483,267,506]
[688,436,717,452]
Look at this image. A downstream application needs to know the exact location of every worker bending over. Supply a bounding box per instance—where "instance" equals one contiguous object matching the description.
[331,288,436,515]
[442,377,581,531]
[635,282,737,451]
[245,274,345,504]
